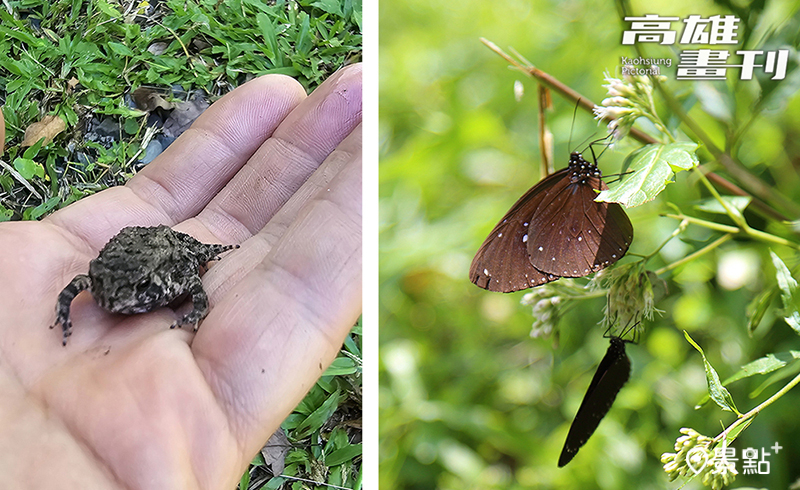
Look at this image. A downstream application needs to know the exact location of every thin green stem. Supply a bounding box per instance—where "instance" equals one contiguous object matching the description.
[693,166,747,229]
[663,213,800,251]
[643,219,689,262]
[746,226,800,249]
[567,288,607,301]
[716,370,800,444]
[661,214,739,234]
[655,234,733,275]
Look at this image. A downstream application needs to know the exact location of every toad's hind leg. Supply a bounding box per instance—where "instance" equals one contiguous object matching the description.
[52,274,92,346]
[170,276,209,332]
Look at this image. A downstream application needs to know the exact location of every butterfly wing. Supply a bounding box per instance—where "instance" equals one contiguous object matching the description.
[527,176,632,277]
[558,337,631,467]
[469,169,568,292]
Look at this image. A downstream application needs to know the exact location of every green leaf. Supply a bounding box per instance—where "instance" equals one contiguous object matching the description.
[260,476,286,490]
[285,448,312,464]
[0,54,29,77]
[95,0,122,18]
[323,356,359,376]
[596,142,699,207]
[0,205,13,222]
[770,251,800,334]
[726,417,754,443]
[750,360,800,398]
[684,331,739,414]
[293,384,328,415]
[123,118,140,135]
[746,286,778,335]
[726,351,800,385]
[45,153,59,193]
[312,0,343,16]
[238,467,250,490]
[296,12,312,56]
[294,389,343,439]
[325,443,362,466]
[22,138,44,160]
[695,350,800,407]
[344,332,361,356]
[13,158,45,180]
[325,426,349,452]
[256,13,281,66]
[22,196,60,221]
[351,0,362,30]
[695,195,752,219]
[108,41,135,57]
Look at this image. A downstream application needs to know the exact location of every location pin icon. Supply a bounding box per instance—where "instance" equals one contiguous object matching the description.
[686,447,709,475]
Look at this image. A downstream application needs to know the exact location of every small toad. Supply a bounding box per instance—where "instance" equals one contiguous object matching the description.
[52,225,239,345]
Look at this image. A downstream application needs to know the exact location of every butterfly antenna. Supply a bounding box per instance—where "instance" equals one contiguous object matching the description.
[568,98,581,151]
[620,320,641,344]
[586,134,613,162]
[603,169,634,184]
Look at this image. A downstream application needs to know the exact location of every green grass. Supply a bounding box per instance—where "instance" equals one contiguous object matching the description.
[240,321,363,490]
[0,0,361,219]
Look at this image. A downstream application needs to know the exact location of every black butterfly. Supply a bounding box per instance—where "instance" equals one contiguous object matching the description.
[558,336,631,467]
[470,150,633,292]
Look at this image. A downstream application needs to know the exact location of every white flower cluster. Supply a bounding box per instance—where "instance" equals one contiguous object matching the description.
[593,66,666,142]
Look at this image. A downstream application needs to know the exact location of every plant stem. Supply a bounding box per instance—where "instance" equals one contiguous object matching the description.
[655,234,733,275]
[480,38,658,146]
[693,166,747,229]
[662,214,739,234]
[716,370,800,444]
[644,219,689,262]
[663,213,800,251]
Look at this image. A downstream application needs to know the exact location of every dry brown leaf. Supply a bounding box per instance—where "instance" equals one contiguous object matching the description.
[163,96,209,138]
[147,42,167,55]
[260,427,291,476]
[131,87,174,112]
[67,77,79,89]
[0,107,5,156]
[21,115,66,147]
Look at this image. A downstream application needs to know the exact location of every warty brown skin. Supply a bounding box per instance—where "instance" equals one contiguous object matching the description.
[52,225,238,345]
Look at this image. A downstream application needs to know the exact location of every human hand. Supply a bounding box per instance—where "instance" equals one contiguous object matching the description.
[0,64,361,489]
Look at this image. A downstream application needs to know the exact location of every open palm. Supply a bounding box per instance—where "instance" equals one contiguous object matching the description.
[0,65,362,489]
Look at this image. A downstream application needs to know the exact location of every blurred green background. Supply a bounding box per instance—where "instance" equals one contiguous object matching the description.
[379,0,800,488]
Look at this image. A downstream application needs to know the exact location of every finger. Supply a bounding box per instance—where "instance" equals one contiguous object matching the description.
[192,147,361,451]
[46,75,307,251]
[187,63,362,244]
[202,124,362,301]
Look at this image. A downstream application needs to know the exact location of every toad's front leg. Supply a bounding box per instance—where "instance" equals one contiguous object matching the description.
[52,274,92,346]
[170,276,209,332]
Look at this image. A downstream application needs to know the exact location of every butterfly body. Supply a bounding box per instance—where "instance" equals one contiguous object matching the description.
[558,336,631,467]
[470,152,632,292]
